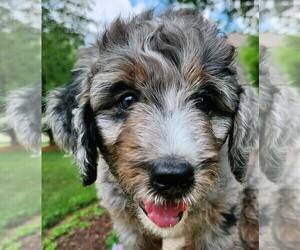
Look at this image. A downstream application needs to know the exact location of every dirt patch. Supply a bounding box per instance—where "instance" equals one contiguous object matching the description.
[0,145,25,152]
[0,215,41,250]
[20,234,42,250]
[42,145,60,151]
[56,213,113,250]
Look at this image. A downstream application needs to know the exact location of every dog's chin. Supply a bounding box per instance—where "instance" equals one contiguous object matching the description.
[137,199,188,236]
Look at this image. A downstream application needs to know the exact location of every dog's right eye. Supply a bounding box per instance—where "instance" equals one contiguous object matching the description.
[195,95,213,113]
[119,94,138,111]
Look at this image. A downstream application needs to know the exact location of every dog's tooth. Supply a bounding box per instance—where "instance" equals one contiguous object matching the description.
[140,202,148,216]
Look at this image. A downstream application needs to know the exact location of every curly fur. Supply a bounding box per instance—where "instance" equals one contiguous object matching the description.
[4,84,41,151]
[259,46,300,249]
[46,9,258,250]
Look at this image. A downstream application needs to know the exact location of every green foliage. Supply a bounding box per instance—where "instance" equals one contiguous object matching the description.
[78,221,90,229]
[42,150,97,229]
[239,35,259,88]
[3,242,22,250]
[0,223,40,250]
[0,0,40,111]
[42,0,94,95]
[44,241,58,250]
[42,21,80,93]
[273,36,300,89]
[105,230,120,250]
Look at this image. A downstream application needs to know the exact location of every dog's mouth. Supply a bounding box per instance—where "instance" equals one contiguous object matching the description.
[139,200,187,228]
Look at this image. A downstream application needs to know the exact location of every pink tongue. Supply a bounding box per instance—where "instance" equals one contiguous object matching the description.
[143,200,187,228]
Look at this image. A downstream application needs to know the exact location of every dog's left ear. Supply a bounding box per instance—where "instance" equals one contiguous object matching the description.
[228,85,258,182]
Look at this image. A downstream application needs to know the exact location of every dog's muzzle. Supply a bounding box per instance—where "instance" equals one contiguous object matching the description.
[139,158,194,228]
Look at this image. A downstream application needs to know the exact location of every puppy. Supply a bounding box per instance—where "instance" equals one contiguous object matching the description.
[259,46,300,249]
[46,8,258,250]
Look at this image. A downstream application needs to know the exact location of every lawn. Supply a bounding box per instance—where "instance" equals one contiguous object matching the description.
[42,150,97,230]
[0,150,41,235]
[0,133,11,147]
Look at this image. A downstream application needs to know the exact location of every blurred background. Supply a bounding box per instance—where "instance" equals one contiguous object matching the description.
[0,0,299,250]
[0,0,41,250]
[260,1,300,249]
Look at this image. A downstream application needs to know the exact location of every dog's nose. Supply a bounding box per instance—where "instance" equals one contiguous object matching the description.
[150,159,194,196]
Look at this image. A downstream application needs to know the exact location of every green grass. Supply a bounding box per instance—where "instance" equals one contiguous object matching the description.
[105,230,120,250]
[0,222,40,250]
[0,151,41,234]
[42,150,97,229]
[0,133,11,147]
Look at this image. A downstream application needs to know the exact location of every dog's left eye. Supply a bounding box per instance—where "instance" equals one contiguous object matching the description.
[119,94,137,111]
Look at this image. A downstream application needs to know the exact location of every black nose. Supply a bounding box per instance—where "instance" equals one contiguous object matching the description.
[150,158,194,196]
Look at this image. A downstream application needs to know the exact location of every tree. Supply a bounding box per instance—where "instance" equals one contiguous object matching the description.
[260,0,300,34]
[168,0,258,34]
[0,0,40,112]
[42,0,94,144]
[42,0,94,95]
[239,36,259,88]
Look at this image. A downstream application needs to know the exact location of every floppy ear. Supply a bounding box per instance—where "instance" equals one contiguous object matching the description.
[45,78,81,154]
[259,46,300,182]
[72,100,100,185]
[45,71,100,186]
[228,85,258,182]
[260,84,300,182]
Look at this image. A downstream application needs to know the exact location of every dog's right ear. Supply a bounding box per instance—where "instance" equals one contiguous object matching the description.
[45,74,82,154]
[45,70,100,186]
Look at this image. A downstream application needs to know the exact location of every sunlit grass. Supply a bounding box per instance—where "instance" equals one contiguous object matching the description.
[42,150,97,229]
[0,150,41,234]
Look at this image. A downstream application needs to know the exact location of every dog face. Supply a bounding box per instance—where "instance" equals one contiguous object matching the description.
[46,9,256,231]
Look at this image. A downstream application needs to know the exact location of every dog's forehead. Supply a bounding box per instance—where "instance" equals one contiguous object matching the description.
[88,10,238,110]
[93,14,234,83]
[98,18,205,81]
[93,43,210,94]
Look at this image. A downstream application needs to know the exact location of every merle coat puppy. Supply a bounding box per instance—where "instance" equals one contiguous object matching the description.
[46,8,258,250]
